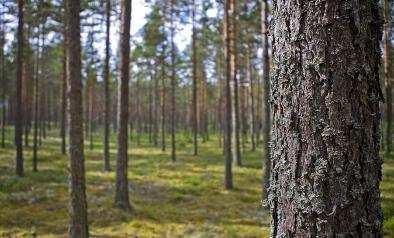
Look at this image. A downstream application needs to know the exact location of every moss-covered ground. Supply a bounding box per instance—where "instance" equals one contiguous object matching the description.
[0,127,393,237]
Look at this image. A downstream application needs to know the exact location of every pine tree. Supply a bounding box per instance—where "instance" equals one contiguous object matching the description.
[269,1,383,235]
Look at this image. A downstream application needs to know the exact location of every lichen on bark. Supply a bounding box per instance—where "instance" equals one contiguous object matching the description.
[269,0,383,237]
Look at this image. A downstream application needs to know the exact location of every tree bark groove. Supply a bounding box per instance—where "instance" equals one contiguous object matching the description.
[269,0,383,236]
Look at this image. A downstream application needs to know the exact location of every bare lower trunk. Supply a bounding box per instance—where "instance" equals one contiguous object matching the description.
[223,0,234,190]
[247,45,256,152]
[160,45,166,152]
[33,30,41,172]
[15,0,24,177]
[269,1,383,236]
[60,39,67,155]
[115,0,132,211]
[66,0,89,236]
[169,0,176,162]
[103,0,111,171]
[192,0,198,156]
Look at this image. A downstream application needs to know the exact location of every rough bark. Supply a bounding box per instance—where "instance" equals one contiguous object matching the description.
[103,0,111,171]
[223,0,234,190]
[261,0,270,200]
[65,0,89,235]
[384,0,391,154]
[15,0,24,177]
[115,0,132,211]
[269,1,383,236]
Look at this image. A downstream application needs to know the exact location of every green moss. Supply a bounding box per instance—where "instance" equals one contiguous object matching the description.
[0,127,394,236]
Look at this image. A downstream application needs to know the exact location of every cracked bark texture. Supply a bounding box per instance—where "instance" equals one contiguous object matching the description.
[66,0,89,236]
[115,0,132,211]
[269,0,383,237]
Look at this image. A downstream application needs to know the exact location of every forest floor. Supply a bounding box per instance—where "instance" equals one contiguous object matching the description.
[0,127,393,237]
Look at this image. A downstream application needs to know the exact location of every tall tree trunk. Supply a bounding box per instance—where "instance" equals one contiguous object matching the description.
[231,6,241,167]
[269,1,383,236]
[223,0,234,189]
[88,75,94,150]
[148,71,153,144]
[160,45,166,152]
[22,26,31,148]
[261,0,270,200]
[60,38,67,155]
[169,0,176,162]
[33,28,41,172]
[247,45,256,152]
[192,0,198,156]
[136,76,141,146]
[384,0,391,154]
[15,0,24,177]
[65,0,89,235]
[103,0,111,171]
[115,0,132,211]
[153,60,159,146]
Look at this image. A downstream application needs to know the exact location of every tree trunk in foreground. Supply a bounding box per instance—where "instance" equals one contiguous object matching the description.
[66,0,89,236]
[115,0,132,211]
[15,0,24,177]
[269,1,383,236]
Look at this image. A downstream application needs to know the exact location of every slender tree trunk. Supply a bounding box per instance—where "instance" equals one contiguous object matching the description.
[247,45,256,151]
[88,77,94,151]
[1,24,5,148]
[223,0,234,189]
[192,0,198,156]
[66,0,89,235]
[170,0,176,162]
[136,76,141,146]
[33,29,40,172]
[22,27,30,148]
[103,0,111,171]
[15,0,24,177]
[160,45,166,152]
[384,0,391,154]
[115,0,132,211]
[269,1,383,236]
[153,61,159,146]
[231,3,241,167]
[148,72,153,144]
[60,38,67,155]
[261,0,270,200]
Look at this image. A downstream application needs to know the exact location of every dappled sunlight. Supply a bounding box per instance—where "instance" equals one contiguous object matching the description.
[1,128,394,236]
